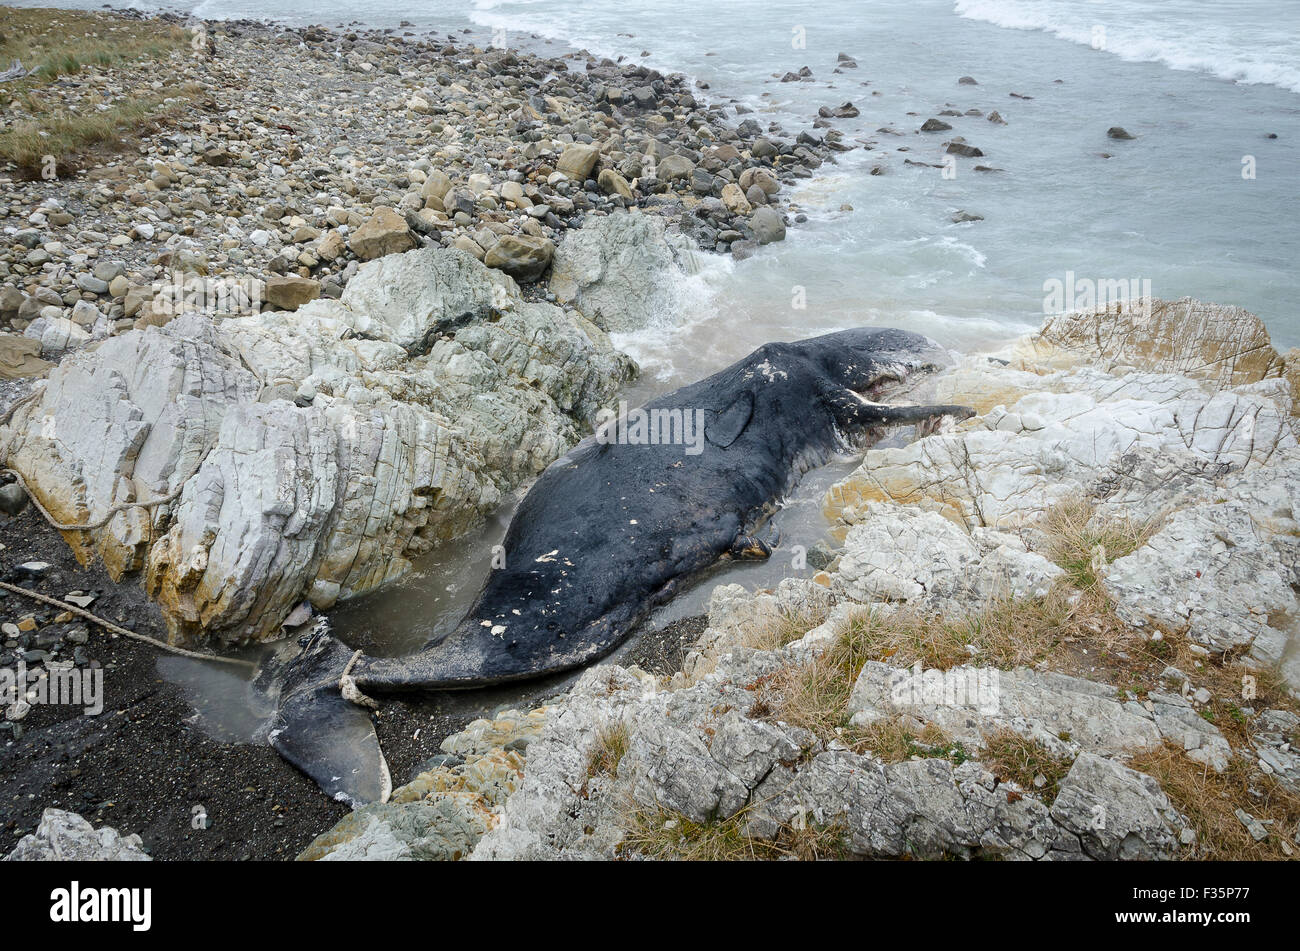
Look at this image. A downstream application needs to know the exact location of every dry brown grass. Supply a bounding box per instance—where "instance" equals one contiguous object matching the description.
[585,721,630,780]
[1097,623,1300,747]
[737,602,833,652]
[0,88,199,173]
[679,600,832,687]
[1131,742,1300,860]
[769,592,1080,744]
[0,8,199,175]
[1041,495,1161,593]
[623,805,849,861]
[979,728,1075,804]
[856,718,970,765]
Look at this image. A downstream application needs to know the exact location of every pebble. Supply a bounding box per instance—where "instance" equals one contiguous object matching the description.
[0,14,838,353]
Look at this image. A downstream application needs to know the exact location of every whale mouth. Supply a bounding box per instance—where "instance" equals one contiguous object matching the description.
[859,369,907,401]
[856,358,940,402]
[855,331,960,399]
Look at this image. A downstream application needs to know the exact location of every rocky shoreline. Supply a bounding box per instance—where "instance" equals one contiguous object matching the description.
[2,9,1298,863]
[2,8,832,352]
[15,298,1297,862]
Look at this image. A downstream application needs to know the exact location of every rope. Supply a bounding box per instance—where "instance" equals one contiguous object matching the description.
[339,648,378,709]
[0,328,274,669]
[0,334,267,535]
[2,468,186,533]
[0,388,41,430]
[0,580,254,668]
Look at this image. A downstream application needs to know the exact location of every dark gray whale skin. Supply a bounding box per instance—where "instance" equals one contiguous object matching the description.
[267,327,974,804]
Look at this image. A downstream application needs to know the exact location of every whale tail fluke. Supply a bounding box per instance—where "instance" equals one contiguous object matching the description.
[263,628,392,807]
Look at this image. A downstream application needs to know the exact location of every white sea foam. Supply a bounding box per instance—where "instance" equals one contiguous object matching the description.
[954,0,1300,94]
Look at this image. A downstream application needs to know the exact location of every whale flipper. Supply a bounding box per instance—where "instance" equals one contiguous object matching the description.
[707,391,755,448]
[266,629,391,807]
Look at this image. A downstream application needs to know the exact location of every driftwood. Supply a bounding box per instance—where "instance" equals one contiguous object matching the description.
[0,60,30,82]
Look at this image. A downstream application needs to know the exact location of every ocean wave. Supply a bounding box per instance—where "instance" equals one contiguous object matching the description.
[954,0,1300,94]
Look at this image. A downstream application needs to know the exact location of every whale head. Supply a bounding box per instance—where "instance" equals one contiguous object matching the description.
[799,327,956,397]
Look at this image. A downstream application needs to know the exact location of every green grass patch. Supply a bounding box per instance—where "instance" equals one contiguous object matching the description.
[978,728,1075,804]
[0,7,200,175]
[0,6,188,82]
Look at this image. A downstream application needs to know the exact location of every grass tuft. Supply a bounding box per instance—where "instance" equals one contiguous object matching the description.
[623,805,849,861]
[738,602,832,653]
[585,721,630,780]
[856,718,969,765]
[978,728,1075,804]
[0,88,199,173]
[1041,495,1160,592]
[1131,742,1300,860]
[0,6,188,83]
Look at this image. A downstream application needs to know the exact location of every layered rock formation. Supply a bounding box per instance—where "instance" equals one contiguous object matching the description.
[465,584,1192,861]
[1,248,634,645]
[825,297,1300,680]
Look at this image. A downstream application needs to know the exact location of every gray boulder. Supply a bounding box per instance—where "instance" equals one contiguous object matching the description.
[4,809,150,861]
[298,800,487,861]
[483,234,554,283]
[1050,753,1182,859]
[655,155,695,182]
[749,206,786,244]
[549,211,699,333]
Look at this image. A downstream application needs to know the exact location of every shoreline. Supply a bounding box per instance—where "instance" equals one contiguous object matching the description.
[0,6,820,857]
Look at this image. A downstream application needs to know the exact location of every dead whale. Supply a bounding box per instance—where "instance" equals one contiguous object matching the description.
[264,327,974,804]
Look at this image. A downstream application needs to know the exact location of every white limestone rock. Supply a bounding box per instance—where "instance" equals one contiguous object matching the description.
[1049,752,1183,860]
[2,249,635,644]
[4,809,150,861]
[1102,495,1300,658]
[548,210,700,333]
[22,315,92,355]
[831,501,1063,605]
